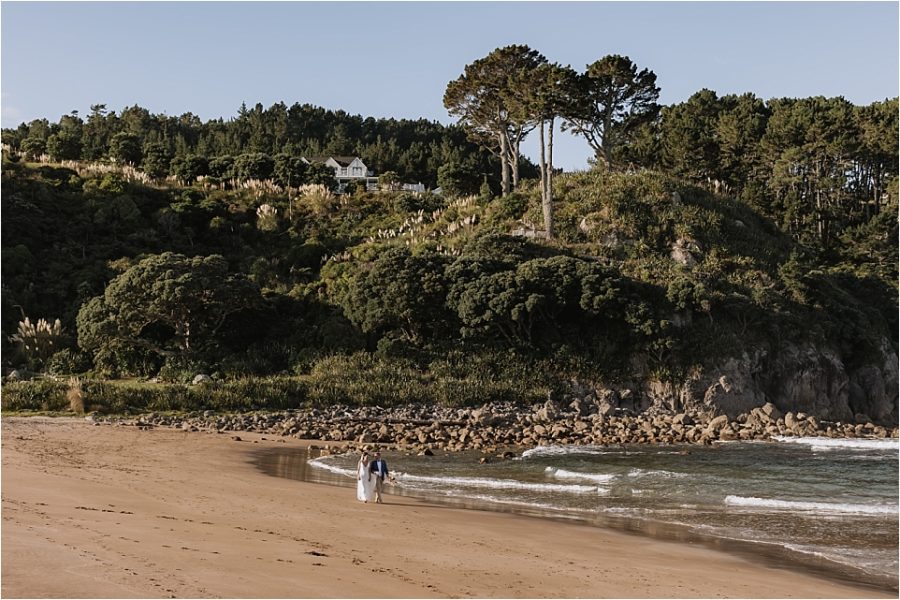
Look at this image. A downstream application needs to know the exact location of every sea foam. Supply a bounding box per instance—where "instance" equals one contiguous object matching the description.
[521,445,621,459]
[773,436,899,451]
[545,467,617,484]
[396,472,605,494]
[626,468,688,479]
[307,456,355,478]
[725,495,897,515]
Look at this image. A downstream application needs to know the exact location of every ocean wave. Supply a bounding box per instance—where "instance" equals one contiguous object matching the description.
[444,492,585,513]
[520,444,621,459]
[307,456,355,478]
[626,468,688,479]
[773,436,899,452]
[783,543,898,576]
[545,467,617,484]
[396,472,606,495]
[724,495,897,515]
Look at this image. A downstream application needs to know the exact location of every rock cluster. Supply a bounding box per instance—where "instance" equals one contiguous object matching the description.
[97,399,897,454]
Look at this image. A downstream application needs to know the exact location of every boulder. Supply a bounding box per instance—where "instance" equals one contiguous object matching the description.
[697,357,766,419]
[596,401,616,417]
[535,400,558,423]
[192,374,213,385]
[672,413,693,426]
[471,407,499,426]
[760,402,782,420]
[670,237,701,267]
[706,414,730,433]
[784,412,798,430]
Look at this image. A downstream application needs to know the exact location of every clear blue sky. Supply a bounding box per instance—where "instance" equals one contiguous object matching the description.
[2,1,898,171]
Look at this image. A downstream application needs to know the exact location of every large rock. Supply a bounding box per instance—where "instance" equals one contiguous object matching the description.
[706,414,730,433]
[760,402,782,420]
[764,344,853,422]
[670,237,702,267]
[848,342,898,424]
[699,356,766,419]
[534,400,558,423]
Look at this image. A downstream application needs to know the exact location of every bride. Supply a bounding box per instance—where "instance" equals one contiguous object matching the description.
[356,452,375,503]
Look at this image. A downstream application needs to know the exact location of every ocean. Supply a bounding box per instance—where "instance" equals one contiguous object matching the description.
[255,436,899,591]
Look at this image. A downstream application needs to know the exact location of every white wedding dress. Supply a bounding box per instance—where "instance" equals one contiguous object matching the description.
[356,461,375,502]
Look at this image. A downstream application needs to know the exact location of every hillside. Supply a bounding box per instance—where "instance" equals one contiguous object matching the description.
[1,155,897,424]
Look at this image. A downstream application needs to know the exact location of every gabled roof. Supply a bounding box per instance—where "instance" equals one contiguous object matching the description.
[330,156,360,167]
[304,155,361,167]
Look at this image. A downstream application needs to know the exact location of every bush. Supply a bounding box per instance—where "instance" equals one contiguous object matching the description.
[1,376,310,414]
[1,379,68,411]
[46,349,93,375]
[158,356,211,384]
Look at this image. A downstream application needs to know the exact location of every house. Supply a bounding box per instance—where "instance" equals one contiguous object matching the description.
[303,155,379,191]
[401,182,426,193]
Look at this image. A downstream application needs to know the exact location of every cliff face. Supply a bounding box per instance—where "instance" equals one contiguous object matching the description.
[610,339,898,426]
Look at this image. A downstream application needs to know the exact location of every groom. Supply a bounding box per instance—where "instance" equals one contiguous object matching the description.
[369,451,389,504]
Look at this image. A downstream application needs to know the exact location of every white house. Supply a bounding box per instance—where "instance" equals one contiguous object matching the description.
[303,155,378,191]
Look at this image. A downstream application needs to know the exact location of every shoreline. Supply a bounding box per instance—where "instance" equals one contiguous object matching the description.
[3,416,895,599]
[256,444,899,595]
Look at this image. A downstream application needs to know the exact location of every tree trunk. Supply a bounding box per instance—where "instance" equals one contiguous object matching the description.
[499,131,510,196]
[541,117,556,239]
[538,121,547,202]
[510,133,521,189]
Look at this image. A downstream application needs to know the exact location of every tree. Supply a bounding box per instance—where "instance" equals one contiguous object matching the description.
[444,45,547,196]
[335,247,451,342]
[715,93,770,194]
[76,253,261,363]
[273,153,308,188]
[527,63,577,238]
[110,132,142,165]
[760,96,860,250]
[437,160,481,197]
[170,154,209,185]
[208,155,234,178]
[853,98,899,218]
[82,104,115,160]
[562,55,660,170]
[141,141,171,178]
[378,170,401,191]
[233,152,275,181]
[20,137,47,160]
[659,89,721,184]
[306,162,338,190]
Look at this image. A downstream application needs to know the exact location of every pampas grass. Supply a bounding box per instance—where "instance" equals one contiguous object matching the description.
[67,377,85,414]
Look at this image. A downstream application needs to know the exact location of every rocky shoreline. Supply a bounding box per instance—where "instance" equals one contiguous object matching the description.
[94,398,899,456]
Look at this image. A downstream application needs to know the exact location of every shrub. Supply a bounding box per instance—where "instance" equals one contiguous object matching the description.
[1,380,68,411]
[8,316,67,369]
[46,349,92,376]
[158,356,210,384]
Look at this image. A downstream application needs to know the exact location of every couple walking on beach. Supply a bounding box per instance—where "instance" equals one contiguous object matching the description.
[356,451,389,503]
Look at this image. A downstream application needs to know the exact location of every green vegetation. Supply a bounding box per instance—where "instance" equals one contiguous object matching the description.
[2,46,896,415]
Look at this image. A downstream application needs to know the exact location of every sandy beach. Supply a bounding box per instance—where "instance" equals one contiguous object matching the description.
[1,417,892,599]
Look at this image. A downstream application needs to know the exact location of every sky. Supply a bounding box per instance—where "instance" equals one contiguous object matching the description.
[2,1,898,171]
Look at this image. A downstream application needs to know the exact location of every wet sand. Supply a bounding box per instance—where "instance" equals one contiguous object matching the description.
[2,417,892,598]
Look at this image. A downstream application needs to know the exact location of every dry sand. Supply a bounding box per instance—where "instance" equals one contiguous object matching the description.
[1,416,891,599]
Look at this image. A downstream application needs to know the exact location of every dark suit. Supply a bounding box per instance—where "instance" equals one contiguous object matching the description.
[369,459,388,502]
